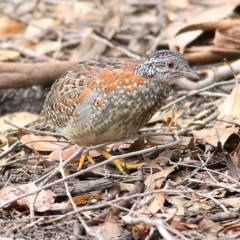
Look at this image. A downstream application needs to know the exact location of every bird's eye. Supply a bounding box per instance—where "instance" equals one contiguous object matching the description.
[167,61,174,68]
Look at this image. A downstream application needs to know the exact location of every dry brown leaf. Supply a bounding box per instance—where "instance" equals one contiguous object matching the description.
[54,3,78,20]
[225,148,240,180]
[90,223,124,240]
[145,165,176,191]
[185,46,240,65]
[138,193,165,215]
[104,13,120,39]
[166,4,240,63]
[0,16,22,34]
[170,220,190,231]
[188,45,240,55]
[0,133,8,151]
[123,7,157,26]
[21,134,68,152]
[0,49,20,61]
[119,182,135,192]
[70,2,120,62]
[0,186,19,207]
[186,199,212,213]
[170,30,203,54]
[214,115,240,129]
[218,83,240,119]
[15,1,37,15]
[0,157,9,170]
[70,32,107,62]
[126,137,144,153]
[166,195,188,217]
[193,104,240,149]
[24,18,60,39]
[193,0,240,4]
[74,1,101,22]
[50,201,70,211]
[198,218,223,233]
[219,197,240,208]
[0,112,38,131]
[90,210,125,240]
[36,40,61,55]
[49,144,78,161]
[230,142,240,169]
[132,223,150,240]
[18,183,55,212]
[167,4,240,50]
[0,183,55,212]
[72,194,102,206]
[143,149,172,169]
[192,128,239,148]
[102,7,121,39]
[213,26,240,49]
[167,0,191,8]
[186,4,239,27]
[149,109,184,124]
[224,223,240,231]
[170,175,183,186]
[177,19,240,35]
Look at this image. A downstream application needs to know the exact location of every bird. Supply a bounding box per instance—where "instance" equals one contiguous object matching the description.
[42,50,199,173]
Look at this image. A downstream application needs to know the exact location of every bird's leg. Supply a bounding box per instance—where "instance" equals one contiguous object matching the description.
[99,149,139,174]
[77,153,95,170]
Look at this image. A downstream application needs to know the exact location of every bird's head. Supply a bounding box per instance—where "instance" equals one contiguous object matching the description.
[135,50,199,82]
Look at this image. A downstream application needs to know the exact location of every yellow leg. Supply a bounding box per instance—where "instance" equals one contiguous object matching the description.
[77,153,95,170]
[100,149,139,174]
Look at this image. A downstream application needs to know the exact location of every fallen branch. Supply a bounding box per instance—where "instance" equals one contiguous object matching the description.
[0,61,76,90]
[178,58,240,90]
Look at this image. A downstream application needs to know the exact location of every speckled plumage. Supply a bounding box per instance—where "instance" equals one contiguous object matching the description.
[43,50,199,146]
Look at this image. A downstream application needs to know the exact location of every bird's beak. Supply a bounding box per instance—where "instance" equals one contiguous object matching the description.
[182,68,200,80]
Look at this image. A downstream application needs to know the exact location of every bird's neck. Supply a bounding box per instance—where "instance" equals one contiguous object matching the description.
[151,76,171,100]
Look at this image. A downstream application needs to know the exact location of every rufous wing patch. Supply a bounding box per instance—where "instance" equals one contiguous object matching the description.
[92,98,104,108]
[88,68,147,95]
[75,88,91,105]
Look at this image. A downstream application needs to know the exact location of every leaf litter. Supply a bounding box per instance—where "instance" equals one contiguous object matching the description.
[2,0,240,239]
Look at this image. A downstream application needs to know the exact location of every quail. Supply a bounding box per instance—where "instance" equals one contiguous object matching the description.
[42,50,199,173]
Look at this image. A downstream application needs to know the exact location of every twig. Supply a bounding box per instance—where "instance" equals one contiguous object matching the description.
[168,159,240,188]
[58,150,104,240]
[188,178,240,193]
[0,156,38,168]
[122,215,175,240]
[163,79,238,110]
[33,130,178,185]
[90,33,141,60]
[198,91,228,97]
[0,42,54,62]
[0,134,180,208]
[0,140,19,159]
[4,120,62,137]
[43,189,204,224]
[210,209,240,222]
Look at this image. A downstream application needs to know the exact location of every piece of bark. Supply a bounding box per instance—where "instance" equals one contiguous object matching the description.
[185,51,240,66]
[52,177,119,197]
[0,61,76,90]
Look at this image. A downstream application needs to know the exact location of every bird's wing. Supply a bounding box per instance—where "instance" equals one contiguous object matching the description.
[42,59,146,127]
